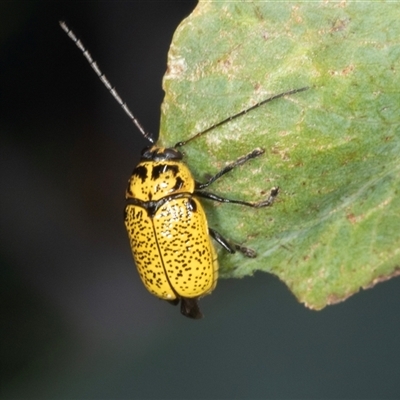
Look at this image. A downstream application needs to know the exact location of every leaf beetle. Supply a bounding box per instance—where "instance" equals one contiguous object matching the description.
[60,21,307,318]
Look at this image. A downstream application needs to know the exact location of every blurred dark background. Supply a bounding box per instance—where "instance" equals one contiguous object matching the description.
[1,2,400,399]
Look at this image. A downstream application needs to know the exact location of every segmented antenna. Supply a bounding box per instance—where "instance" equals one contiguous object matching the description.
[59,21,154,144]
[174,86,309,148]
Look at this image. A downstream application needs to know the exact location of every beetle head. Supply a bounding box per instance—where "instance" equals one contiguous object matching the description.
[140,146,183,162]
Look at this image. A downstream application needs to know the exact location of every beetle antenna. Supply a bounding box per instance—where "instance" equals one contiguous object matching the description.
[174,86,308,148]
[59,21,154,144]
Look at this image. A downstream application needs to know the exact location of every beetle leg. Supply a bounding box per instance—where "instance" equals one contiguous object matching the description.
[196,148,265,190]
[209,228,236,253]
[234,245,257,258]
[180,297,203,319]
[209,228,257,258]
[196,186,279,208]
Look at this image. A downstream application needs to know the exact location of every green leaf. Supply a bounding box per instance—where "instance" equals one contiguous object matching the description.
[159,1,400,309]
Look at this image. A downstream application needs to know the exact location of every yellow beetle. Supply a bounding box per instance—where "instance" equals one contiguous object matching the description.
[124,147,219,318]
[60,21,307,319]
[123,145,280,318]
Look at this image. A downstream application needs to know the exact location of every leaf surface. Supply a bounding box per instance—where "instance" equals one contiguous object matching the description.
[159,1,400,309]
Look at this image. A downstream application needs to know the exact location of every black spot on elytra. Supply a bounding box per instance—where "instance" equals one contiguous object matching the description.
[151,164,179,180]
[132,165,148,183]
[173,177,184,191]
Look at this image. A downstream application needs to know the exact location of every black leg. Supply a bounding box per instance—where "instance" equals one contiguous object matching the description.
[196,150,279,260]
[196,148,265,190]
[234,244,257,258]
[209,228,236,254]
[209,228,257,258]
[196,186,279,208]
[180,297,203,319]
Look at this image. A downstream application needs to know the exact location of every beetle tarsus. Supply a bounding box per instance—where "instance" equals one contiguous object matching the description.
[252,186,279,208]
[235,244,257,258]
[180,298,203,319]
